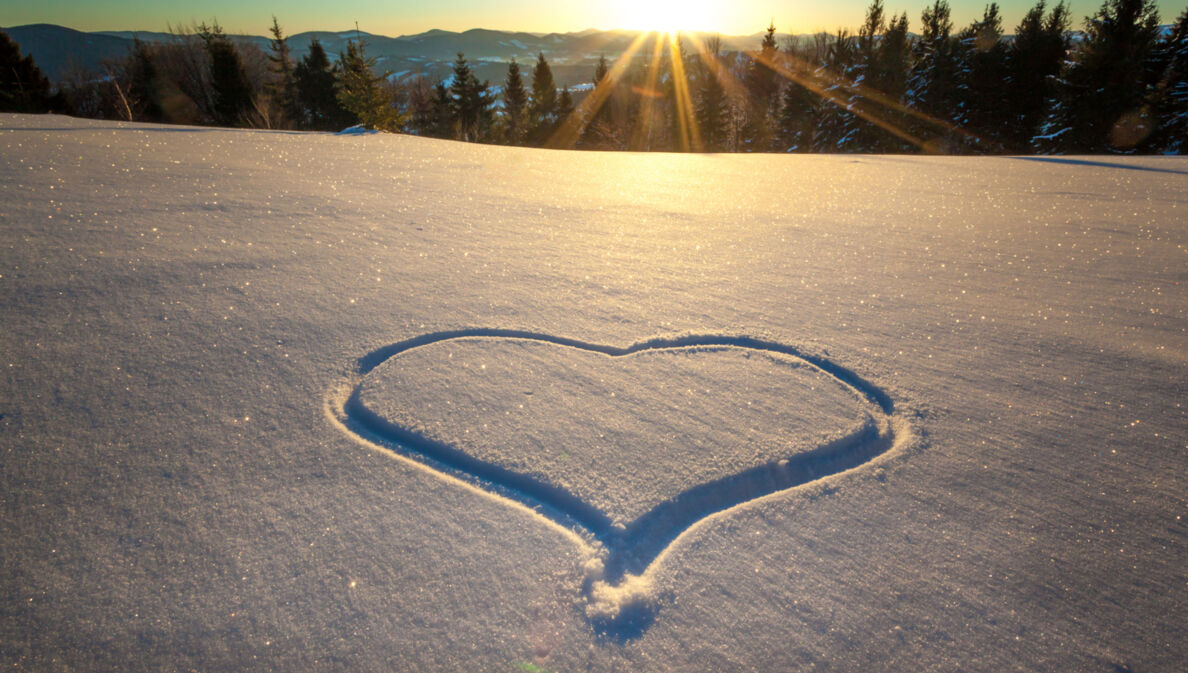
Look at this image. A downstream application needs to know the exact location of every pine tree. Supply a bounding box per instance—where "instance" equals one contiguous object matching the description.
[956,4,1009,150]
[503,58,529,144]
[696,35,730,151]
[744,22,781,149]
[528,52,558,144]
[1006,1,1070,150]
[807,1,905,154]
[594,55,610,87]
[857,0,887,83]
[337,38,400,131]
[1145,8,1188,151]
[908,0,960,148]
[558,85,574,120]
[199,23,254,127]
[911,0,958,115]
[127,38,164,122]
[777,35,817,152]
[158,22,218,123]
[1057,0,1162,151]
[448,52,474,139]
[448,52,494,142]
[580,54,617,148]
[406,75,438,136]
[430,81,453,138]
[267,17,300,127]
[879,12,912,101]
[0,30,70,114]
[843,0,908,152]
[294,39,354,130]
[813,29,860,151]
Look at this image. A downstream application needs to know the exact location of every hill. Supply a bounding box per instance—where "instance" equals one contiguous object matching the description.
[1,112,1185,671]
[1,23,796,86]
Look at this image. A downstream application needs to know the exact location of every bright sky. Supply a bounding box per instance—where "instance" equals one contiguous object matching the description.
[5,0,1184,36]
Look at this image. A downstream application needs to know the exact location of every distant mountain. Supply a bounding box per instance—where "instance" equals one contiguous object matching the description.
[0,22,801,88]
[1,24,136,81]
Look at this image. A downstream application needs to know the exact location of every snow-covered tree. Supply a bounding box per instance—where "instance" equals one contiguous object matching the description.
[954,3,1008,150]
[1054,0,1162,151]
[696,36,730,152]
[1145,8,1188,152]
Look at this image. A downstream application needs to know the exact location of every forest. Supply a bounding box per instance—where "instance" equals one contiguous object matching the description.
[2,0,1185,154]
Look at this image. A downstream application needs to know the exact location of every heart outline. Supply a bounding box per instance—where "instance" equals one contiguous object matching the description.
[329,330,907,632]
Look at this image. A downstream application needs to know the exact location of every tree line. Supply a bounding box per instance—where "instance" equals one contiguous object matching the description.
[1,0,1184,154]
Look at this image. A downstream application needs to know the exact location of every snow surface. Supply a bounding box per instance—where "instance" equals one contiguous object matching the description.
[355,340,873,526]
[335,125,380,136]
[1,113,1186,671]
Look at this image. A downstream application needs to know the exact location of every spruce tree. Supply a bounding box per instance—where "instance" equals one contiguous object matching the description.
[267,17,300,127]
[528,52,558,144]
[879,13,912,101]
[406,75,438,136]
[910,1,958,115]
[0,30,70,114]
[430,81,454,138]
[199,23,254,127]
[294,39,353,130]
[558,85,574,120]
[1145,8,1188,151]
[127,38,164,122]
[1006,1,1070,150]
[594,55,610,87]
[448,53,494,142]
[337,38,400,131]
[696,35,730,151]
[1058,0,1162,151]
[908,0,960,149]
[744,22,781,149]
[448,52,473,139]
[857,0,887,83]
[844,0,907,152]
[956,4,1009,150]
[777,37,817,152]
[814,29,860,151]
[580,54,616,148]
[503,58,529,144]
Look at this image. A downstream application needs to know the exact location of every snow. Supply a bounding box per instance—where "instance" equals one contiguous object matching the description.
[1,113,1186,671]
[335,125,380,135]
[354,338,874,527]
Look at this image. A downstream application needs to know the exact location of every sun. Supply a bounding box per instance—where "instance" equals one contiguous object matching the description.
[611,0,725,33]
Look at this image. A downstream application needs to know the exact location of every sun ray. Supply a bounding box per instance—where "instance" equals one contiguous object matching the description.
[749,47,984,152]
[684,31,752,106]
[745,47,929,151]
[548,31,652,150]
[666,32,702,152]
[551,23,984,154]
[629,32,667,150]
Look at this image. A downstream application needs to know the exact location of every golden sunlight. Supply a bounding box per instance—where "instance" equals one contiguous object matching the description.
[611,0,725,32]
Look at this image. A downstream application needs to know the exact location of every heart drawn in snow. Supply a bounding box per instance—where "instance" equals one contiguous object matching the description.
[330,330,904,636]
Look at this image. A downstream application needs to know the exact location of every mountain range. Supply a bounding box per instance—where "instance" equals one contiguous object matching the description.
[1,23,785,89]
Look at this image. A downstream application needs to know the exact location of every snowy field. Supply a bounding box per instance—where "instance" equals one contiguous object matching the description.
[1,113,1185,671]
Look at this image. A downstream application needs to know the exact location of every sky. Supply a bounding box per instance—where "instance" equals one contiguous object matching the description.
[3,0,1184,37]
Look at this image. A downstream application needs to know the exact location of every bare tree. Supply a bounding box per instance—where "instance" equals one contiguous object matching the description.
[157,23,215,123]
